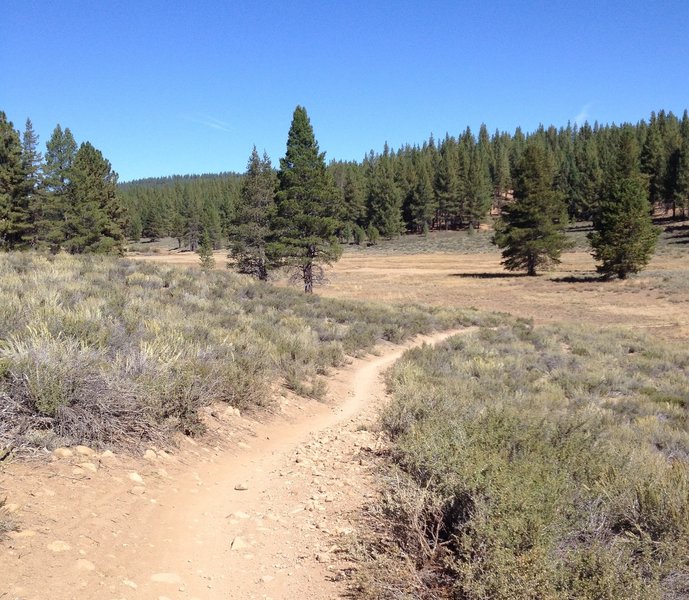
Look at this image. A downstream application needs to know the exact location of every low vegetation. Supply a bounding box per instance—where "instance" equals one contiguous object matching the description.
[0,497,18,538]
[358,322,689,599]
[0,253,482,453]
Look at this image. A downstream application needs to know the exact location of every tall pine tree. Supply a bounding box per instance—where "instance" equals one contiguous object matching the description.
[589,127,659,279]
[63,142,125,254]
[493,143,570,275]
[228,147,276,280]
[0,112,26,249]
[272,106,341,293]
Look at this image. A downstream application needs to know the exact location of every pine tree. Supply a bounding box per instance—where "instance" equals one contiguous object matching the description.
[674,111,689,215]
[368,147,402,238]
[20,118,45,248]
[493,143,570,275]
[465,145,492,228]
[590,129,659,279]
[0,112,26,249]
[228,147,276,280]
[197,230,215,271]
[63,142,125,254]
[42,125,77,250]
[271,106,342,293]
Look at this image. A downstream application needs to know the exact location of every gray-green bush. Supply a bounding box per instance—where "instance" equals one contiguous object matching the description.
[0,253,479,452]
[363,323,689,599]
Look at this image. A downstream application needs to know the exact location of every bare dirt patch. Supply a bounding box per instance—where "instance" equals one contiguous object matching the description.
[0,331,462,600]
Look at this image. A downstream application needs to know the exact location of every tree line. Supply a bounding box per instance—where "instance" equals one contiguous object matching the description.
[2,106,688,282]
[119,108,689,249]
[0,113,125,253]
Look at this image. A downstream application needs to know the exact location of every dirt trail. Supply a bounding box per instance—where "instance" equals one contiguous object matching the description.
[1,329,465,600]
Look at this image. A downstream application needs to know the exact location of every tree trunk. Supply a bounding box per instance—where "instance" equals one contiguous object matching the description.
[527,252,536,276]
[303,262,313,293]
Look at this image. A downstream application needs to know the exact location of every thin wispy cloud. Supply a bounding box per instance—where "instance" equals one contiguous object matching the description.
[185,114,233,133]
[574,103,593,126]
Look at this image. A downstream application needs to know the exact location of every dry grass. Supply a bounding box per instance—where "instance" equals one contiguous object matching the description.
[0,252,482,454]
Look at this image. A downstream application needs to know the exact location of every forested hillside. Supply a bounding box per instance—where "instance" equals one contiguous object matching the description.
[3,108,688,260]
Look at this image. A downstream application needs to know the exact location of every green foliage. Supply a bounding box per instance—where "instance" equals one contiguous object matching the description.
[63,142,125,254]
[366,224,380,245]
[590,177,660,279]
[228,147,275,280]
[0,112,27,250]
[493,143,570,275]
[272,106,342,293]
[353,224,366,245]
[197,230,215,271]
[372,323,689,599]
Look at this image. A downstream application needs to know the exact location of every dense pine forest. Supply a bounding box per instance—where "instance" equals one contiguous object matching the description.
[2,107,689,273]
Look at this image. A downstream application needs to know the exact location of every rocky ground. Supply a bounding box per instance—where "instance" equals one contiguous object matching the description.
[1,331,461,600]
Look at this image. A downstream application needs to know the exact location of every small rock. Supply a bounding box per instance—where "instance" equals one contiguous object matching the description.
[10,529,36,538]
[230,536,248,550]
[100,450,115,459]
[122,579,138,589]
[74,445,95,456]
[144,449,157,461]
[48,540,72,552]
[234,482,248,491]
[52,447,73,459]
[79,462,98,473]
[234,511,250,519]
[3,502,20,513]
[75,559,96,571]
[260,575,274,583]
[150,572,182,584]
[130,486,146,496]
[316,552,331,564]
[128,472,144,485]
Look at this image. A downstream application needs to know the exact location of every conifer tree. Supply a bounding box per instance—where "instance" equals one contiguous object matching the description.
[197,230,215,271]
[493,143,570,275]
[272,106,341,293]
[589,128,659,279]
[0,112,26,249]
[20,118,45,247]
[674,111,689,215]
[63,142,125,254]
[228,147,276,280]
[367,144,402,237]
[42,125,77,250]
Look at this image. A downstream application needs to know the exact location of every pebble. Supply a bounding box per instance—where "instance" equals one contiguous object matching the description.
[52,447,73,459]
[234,482,248,491]
[150,572,182,584]
[75,559,96,571]
[128,472,144,484]
[47,540,72,552]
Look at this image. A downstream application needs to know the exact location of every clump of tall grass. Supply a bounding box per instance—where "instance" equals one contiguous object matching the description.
[0,253,481,452]
[359,323,689,599]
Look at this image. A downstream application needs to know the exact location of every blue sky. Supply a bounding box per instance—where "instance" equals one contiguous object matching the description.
[2,1,688,181]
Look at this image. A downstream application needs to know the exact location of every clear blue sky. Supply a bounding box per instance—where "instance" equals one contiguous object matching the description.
[2,0,688,182]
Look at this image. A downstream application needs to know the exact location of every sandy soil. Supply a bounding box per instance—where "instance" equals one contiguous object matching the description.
[1,330,464,600]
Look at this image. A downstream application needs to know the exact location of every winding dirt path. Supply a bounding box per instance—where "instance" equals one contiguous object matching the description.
[1,329,465,600]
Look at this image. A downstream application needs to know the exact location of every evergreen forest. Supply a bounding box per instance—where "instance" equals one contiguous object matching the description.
[2,107,689,277]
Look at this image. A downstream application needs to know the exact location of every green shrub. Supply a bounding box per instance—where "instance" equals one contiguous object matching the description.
[368,323,689,598]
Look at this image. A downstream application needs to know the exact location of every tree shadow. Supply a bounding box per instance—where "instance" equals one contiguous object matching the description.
[551,274,606,283]
[449,272,531,279]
